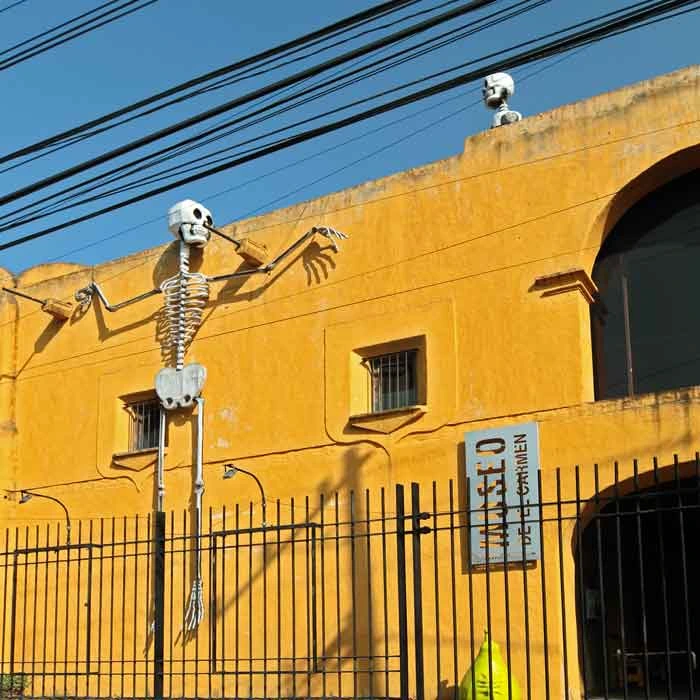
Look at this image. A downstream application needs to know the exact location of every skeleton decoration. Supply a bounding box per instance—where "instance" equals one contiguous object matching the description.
[482,72,522,128]
[75,199,348,630]
[156,200,211,410]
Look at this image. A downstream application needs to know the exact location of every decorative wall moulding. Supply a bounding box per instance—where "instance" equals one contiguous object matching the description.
[530,268,600,306]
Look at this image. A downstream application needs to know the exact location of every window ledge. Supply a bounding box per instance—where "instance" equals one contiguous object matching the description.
[112,446,162,459]
[348,405,427,434]
[112,447,165,472]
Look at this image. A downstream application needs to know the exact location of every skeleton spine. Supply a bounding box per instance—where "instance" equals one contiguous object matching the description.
[176,241,189,371]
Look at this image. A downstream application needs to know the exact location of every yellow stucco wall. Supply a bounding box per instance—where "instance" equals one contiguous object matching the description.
[2,65,700,698]
[2,66,700,516]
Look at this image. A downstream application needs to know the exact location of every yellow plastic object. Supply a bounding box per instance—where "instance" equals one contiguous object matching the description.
[459,631,522,700]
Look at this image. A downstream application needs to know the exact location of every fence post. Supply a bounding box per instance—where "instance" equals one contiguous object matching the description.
[411,482,426,700]
[153,511,166,700]
[396,484,409,700]
[8,553,17,682]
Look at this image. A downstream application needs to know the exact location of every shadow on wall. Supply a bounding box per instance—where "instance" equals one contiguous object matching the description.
[171,446,382,697]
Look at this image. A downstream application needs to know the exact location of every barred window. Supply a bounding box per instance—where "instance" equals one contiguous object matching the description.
[366,349,418,413]
[126,398,161,451]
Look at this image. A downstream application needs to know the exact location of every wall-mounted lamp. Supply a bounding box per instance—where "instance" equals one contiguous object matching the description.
[222,464,267,527]
[18,491,72,544]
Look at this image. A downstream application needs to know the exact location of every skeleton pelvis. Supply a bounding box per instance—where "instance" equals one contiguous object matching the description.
[155,364,207,410]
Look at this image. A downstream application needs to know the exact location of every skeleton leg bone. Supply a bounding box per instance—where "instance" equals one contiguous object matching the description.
[156,407,166,513]
[184,397,205,631]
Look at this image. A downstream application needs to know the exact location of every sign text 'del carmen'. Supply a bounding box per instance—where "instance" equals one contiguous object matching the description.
[465,422,541,566]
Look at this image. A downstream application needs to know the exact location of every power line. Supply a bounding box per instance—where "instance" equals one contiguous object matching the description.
[0,50,579,342]
[0,0,672,225]
[0,0,453,177]
[0,0,694,254]
[0,0,120,58]
[0,0,427,163]
[0,0,684,231]
[1,0,693,253]
[0,0,503,206]
[0,0,30,15]
[0,0,158,73]
[242,49,582,219]
[42,90,485,267]
[5,0,466,169]
[5,0,544,222]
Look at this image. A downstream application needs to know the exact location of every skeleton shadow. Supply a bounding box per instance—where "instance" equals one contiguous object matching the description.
[83,243,195,350]
[203,444,382,700]
[213,241,339,305]
[186,241,340,345]
[12,316,65,377]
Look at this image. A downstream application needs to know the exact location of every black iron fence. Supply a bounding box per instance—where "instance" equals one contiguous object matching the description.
[0,456,698,699]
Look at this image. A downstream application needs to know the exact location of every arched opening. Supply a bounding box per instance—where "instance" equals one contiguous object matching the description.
[592,168,700,399]
[577,477,700,697]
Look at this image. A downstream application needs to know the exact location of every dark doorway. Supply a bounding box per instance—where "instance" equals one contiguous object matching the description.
[591,168,700,400]
[578,477,700,698]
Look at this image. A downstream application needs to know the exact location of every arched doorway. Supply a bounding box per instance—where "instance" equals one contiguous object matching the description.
[592,168,700,400]
[577,476,700,698]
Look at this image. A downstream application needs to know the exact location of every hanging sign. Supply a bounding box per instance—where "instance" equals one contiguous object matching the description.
[465,422,541,566]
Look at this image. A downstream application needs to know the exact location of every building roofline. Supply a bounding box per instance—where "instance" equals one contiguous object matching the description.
[18,63,700,289]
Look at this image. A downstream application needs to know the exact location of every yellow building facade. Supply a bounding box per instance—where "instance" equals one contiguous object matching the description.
[1,66,700,699]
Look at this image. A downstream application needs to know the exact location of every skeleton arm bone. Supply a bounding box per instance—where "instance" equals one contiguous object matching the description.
[75,281,161,312]
[205,266,268,284]
[205,226,348,284]
[204,223,242,250]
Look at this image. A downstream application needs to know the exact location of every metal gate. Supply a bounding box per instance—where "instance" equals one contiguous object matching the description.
[1,485,428,700]
[1,461,698,700]
[149,484,430,700]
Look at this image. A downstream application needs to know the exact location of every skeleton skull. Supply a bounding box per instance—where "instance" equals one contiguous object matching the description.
[168,199,213,247]
[483,72,515,109]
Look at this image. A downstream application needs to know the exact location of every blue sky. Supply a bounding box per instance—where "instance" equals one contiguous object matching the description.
[1,0,698,273]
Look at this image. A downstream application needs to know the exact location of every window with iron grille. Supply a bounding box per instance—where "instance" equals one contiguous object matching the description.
[126,398,161,451]
[366,349,418,413]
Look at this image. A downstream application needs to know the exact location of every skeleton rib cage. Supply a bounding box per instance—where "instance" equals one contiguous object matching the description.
[160,244,209,371]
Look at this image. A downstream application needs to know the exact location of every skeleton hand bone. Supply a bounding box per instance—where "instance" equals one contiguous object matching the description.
[311,226,349,252]
[75,283,96,309]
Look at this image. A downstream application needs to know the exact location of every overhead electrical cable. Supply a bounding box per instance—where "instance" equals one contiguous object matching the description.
[53,0,467,134]
[0,0,430,163]
[0,0,123,58]
[242,49,585,219]
[45,0,665,200]
[0,0,669,224]
[0,0,679,224]
[0,0,471,177]
[3,0,684,230]
[0,0,30,14]
[0,0,504,206]
[0,50,581,338]
[0,0,157,72]
[0,0,157,70]
[0,0,453,175]
[6,0,545,222]
[0,0,694,254]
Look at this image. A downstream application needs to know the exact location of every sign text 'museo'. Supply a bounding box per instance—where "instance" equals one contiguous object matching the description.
[465,422,541,566]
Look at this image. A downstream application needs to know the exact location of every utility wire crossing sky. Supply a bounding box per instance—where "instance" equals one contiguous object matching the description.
[0,0,698,273]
